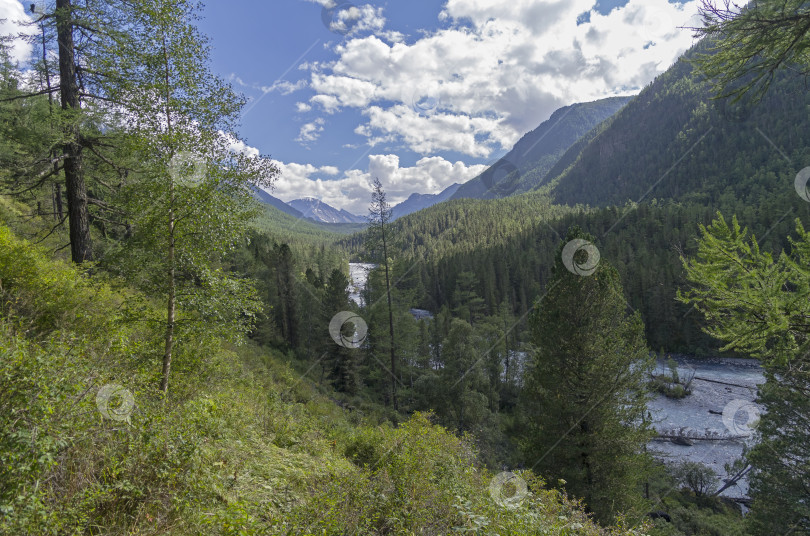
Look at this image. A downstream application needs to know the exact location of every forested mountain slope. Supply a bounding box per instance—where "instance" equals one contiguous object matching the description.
[252,187,305,218]
[378,41,810,355]
[451,96,633,200]
[0,206,626,535]
[391,182,460,220]
[546,41,810,214]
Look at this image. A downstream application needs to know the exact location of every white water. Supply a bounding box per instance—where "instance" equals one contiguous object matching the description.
[648,356,764,498]
[348,263,375,307]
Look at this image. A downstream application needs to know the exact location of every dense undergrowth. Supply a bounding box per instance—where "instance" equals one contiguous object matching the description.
[0,204,648,535]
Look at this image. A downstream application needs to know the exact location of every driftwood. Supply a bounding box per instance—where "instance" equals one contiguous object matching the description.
[653,427,750,442]
[692,376,755,389]
[713,464,753,497]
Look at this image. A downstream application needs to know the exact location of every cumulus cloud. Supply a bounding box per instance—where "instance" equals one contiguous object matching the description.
[302,0,701,158]
[225,135,261,158]
[268,153,487,214]
[0,0,36,63]
[296,118,326,143]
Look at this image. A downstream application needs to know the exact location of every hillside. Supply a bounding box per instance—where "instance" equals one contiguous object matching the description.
[451,96,633,200]
[0,200,640,535]
[546,42,810,212]
[377,40,810,355]
[252,187,305,218]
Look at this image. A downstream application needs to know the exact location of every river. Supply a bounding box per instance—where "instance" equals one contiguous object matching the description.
[648,355,764,498]
[348,262,375,307]
[346,264,765,499]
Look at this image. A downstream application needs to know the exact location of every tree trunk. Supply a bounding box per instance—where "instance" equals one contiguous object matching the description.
[160,33,175,394]
[55,0,92,263]
[382,226,397,411]
[160,217,175,394]
[41,14,63,224]
[53,182,63,221]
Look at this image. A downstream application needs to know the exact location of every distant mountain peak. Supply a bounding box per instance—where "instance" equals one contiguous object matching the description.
[391,183,461,220]
[287,198,365,224]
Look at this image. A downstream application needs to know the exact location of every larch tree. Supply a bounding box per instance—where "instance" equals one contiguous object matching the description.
[678,214,810,534]
[368,177,398,410]
[693,0,810,102]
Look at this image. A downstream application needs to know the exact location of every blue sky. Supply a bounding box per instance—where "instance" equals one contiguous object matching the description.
[3,0,701,214]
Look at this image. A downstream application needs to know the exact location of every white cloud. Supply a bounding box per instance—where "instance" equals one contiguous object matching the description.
[225,135,261,158]
[261,79,308,95]
[329,4,386,36]
[268,154,487,214]
[0,0,36,63]
[296,117,326,143]
[296,101,312,113]
[310,93,341,114]
[303,0,700,158]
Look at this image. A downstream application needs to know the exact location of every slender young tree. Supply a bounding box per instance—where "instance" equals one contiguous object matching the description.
[368,177,398,409]
[95,0,276,393]
[520,227,653,524]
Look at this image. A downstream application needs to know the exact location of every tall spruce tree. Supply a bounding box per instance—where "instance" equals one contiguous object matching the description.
[323,268,360,394]
[520,227,653,524]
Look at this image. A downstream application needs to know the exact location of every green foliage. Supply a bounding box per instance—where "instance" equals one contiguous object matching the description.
[0,221,652,534]
[679,214,810,534]
[275,412,642,535]
[646,468,746,536]
[678,214,810,363]
[648,357,693,399]
[693,0,810,102]
[673,462,717,498]
[521,227,655,524]
[451,96,632,199]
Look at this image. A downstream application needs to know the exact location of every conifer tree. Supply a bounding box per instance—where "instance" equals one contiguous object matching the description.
[679,214,810,534]
[520,227,653,524]
[368,177,398,409]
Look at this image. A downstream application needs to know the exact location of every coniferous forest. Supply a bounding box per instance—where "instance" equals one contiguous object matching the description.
[1,1,809,535]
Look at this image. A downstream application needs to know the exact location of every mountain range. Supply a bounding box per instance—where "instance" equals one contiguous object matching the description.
[287,197,366,224]
[391,183,460,220]
[450,95,633,200]
[252,97,635,224]
[252,187,305,218]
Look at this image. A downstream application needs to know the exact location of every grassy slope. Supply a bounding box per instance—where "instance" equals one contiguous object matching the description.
[0,200,647,535]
